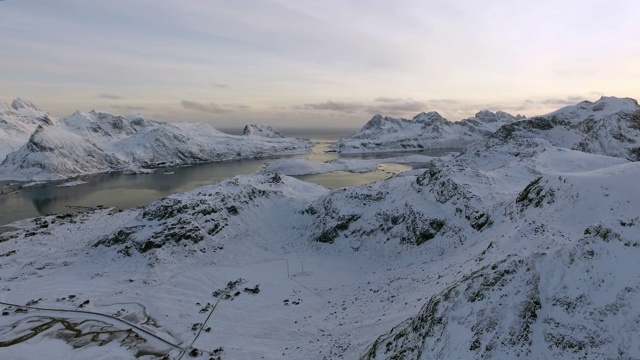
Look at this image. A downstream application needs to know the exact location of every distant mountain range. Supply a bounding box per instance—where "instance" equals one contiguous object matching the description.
[2,96,639,181]
[334,96,640,161]
[0,99,312,180]
[333,109,525,153]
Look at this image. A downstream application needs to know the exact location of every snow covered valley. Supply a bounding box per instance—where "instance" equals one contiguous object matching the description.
[1,96,640,359]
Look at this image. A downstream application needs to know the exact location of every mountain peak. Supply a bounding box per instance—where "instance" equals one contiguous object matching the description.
[472,110,525,123]
[243,124,285,138]
[593,96,639,109]
[11,97,41,112]
[549,96,640,118]
[8,98,54,126]
[412,111,446,123]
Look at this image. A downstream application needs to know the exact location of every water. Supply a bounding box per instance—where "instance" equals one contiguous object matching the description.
[0,128,458,227]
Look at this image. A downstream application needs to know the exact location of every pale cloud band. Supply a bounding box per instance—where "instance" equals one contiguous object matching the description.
[180,100,250,115]
[98,93,124,100]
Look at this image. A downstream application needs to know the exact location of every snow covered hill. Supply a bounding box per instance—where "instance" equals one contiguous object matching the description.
[1,129,637,359]
[492,96,640,161]
[332,110,524,153]
[0,99,312,180]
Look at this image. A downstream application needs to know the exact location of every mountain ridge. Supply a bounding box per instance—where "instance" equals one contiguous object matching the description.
[333,109,525,153]
[334,96,640,161]
[0,99,312,180]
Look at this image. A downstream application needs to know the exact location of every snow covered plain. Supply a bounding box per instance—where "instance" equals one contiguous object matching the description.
[0,99,312,181]
[1,129,639,359]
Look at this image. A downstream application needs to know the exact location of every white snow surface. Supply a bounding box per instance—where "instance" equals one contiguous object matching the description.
[0,99,312,181]
[1,132,639,359]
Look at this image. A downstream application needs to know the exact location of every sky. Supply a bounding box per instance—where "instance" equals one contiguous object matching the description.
[1,0,639,128]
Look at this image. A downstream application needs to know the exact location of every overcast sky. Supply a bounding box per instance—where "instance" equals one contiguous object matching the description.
[1,0,638,128]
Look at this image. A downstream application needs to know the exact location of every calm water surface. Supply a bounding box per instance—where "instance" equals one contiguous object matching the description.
[0,128,458,227]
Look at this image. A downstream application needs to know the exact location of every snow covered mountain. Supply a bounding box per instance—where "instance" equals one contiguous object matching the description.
[0,98,54,160]
[242,124,286,138]
[1,125,128,179]
[332,110,525,153]
[1,129,637,359]
[0,100,312,180]
[8,98,54,126]
[335,96,640,163]
[492,96,640,161]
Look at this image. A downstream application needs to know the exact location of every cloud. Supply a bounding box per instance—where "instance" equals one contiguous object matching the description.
[368,100,427,114]
[297,101,364,113]
[233,103,251,110]
[213,83,231,90]
[373,97,403,103]
[540,96,586,106]
[98,93,123,100]
[510,96,588,113]
[180,100,250,114]
[292,97,539,122]
[298,98,433,116]
[290,97,459,115]
[111,104,148,112]
[513,99,536,112]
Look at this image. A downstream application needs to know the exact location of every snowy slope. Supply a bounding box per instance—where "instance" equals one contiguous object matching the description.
[364,162,640,359]
[0,102,312,181]
[60,110,144,141]
[0,99,55,161]
[1,131,637,359]
[332,110,524,153]
[493,96,640,160]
